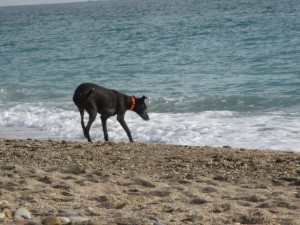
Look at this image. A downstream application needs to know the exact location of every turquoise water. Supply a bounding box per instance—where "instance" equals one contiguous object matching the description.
[0,0,299,150]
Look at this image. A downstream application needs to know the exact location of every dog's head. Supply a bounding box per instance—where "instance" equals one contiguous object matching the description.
[133,96,149,121]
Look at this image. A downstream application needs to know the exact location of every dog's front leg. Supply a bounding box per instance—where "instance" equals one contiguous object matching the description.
[117,114,133,142]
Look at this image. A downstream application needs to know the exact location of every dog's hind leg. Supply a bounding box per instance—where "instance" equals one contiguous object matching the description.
[78,106,86,136]
[84,104,97,142]
[75,105,89,140]
[101,115,109,141]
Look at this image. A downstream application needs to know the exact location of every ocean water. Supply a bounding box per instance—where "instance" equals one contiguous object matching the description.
[0,0,299,151]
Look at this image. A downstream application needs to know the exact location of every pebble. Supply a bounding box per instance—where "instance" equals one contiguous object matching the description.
[190,198,208,205]
[4,208,14,218]
[223,145,231,149]
[0,200,11,209]
[295,192,300,198]
[149,190,171,197]
[212,154,222,162]
[153,222,164,225]
[14,208,31,220]
[0,205,90,225]
[134,178,156,188]
[0,212,5,220]
[2,163,15,170]
[57,209,78,217]
[68,216,89,222]
[42,216,62,225]
[182,211,203,222]
[57,217,70,224]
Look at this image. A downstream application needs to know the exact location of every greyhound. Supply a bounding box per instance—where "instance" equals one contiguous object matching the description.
[73,83,149,142]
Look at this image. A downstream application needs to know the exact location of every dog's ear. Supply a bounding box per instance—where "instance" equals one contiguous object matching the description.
[136,96,147,104]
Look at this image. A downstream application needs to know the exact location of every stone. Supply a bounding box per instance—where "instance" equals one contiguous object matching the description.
[2,163,15,170]
[14,208,31,220]
[30,147,38,151]
[153,222,164,225]
[212,154,222,162]
[57,209,78,217]
[190,198,208,205]
[295,192,300,198]
[0,201,11,209]
[39,176,52,184]
[3,208,14,218]
[223,145,231,149]
[57,217,70,224]
[182,212,203,222]
[149,190,171,197]
[42,216,62,225]
[68,216,89,222]
[134,178,156,188]
[0,212,5,220]
[202,186,218,193]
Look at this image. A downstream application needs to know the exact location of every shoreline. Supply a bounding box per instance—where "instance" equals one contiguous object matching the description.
[1,139,300,224]
[0,125,299,153]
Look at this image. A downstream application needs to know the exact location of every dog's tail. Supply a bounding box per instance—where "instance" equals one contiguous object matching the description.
[73,88,94,103]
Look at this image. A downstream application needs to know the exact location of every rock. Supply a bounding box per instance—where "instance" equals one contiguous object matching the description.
[149,190,171,197]
[57,209,78,217]
[185,173,193,180]
[153,222,164,225]
[182,212,203,222]
[14,208,31,220]
[0,201,11,209]
[202,186,218,193]
[223,146,231,149]
[190,198,208,205]
[38,176,52,184]
[242,194,266,203]
[3,208,14,218]
[212,154,222,162]
[68,216,89,222]
[65,156,72,162]
[85,207,97,216]
[134,178,156,188]
[42,216,62,225]
[295,192,300,198]
[213,203,231,213]
[1,163,15,170]
[0,212,5,220]
[95,196,109,203]
[30,147,38,151]
[57,217,70,224]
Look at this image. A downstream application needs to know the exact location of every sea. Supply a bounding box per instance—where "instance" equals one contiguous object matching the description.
[0,0,299,151]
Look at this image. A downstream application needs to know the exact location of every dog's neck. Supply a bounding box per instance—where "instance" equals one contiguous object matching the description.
[128,96,136,110]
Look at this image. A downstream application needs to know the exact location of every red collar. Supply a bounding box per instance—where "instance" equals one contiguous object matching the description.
[129,96,136,110]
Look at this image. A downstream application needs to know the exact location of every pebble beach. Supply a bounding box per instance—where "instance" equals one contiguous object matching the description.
[0,139,300,225]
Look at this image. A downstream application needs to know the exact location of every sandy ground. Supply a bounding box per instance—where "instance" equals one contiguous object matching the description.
[1,139,300,225]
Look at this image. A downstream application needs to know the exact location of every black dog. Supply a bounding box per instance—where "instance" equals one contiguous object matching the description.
[73,83,149,142]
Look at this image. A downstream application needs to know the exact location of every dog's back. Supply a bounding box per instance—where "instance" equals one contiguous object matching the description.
[73,82,126,117]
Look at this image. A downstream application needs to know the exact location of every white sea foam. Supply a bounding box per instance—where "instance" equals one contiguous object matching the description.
[0,104,299,151]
